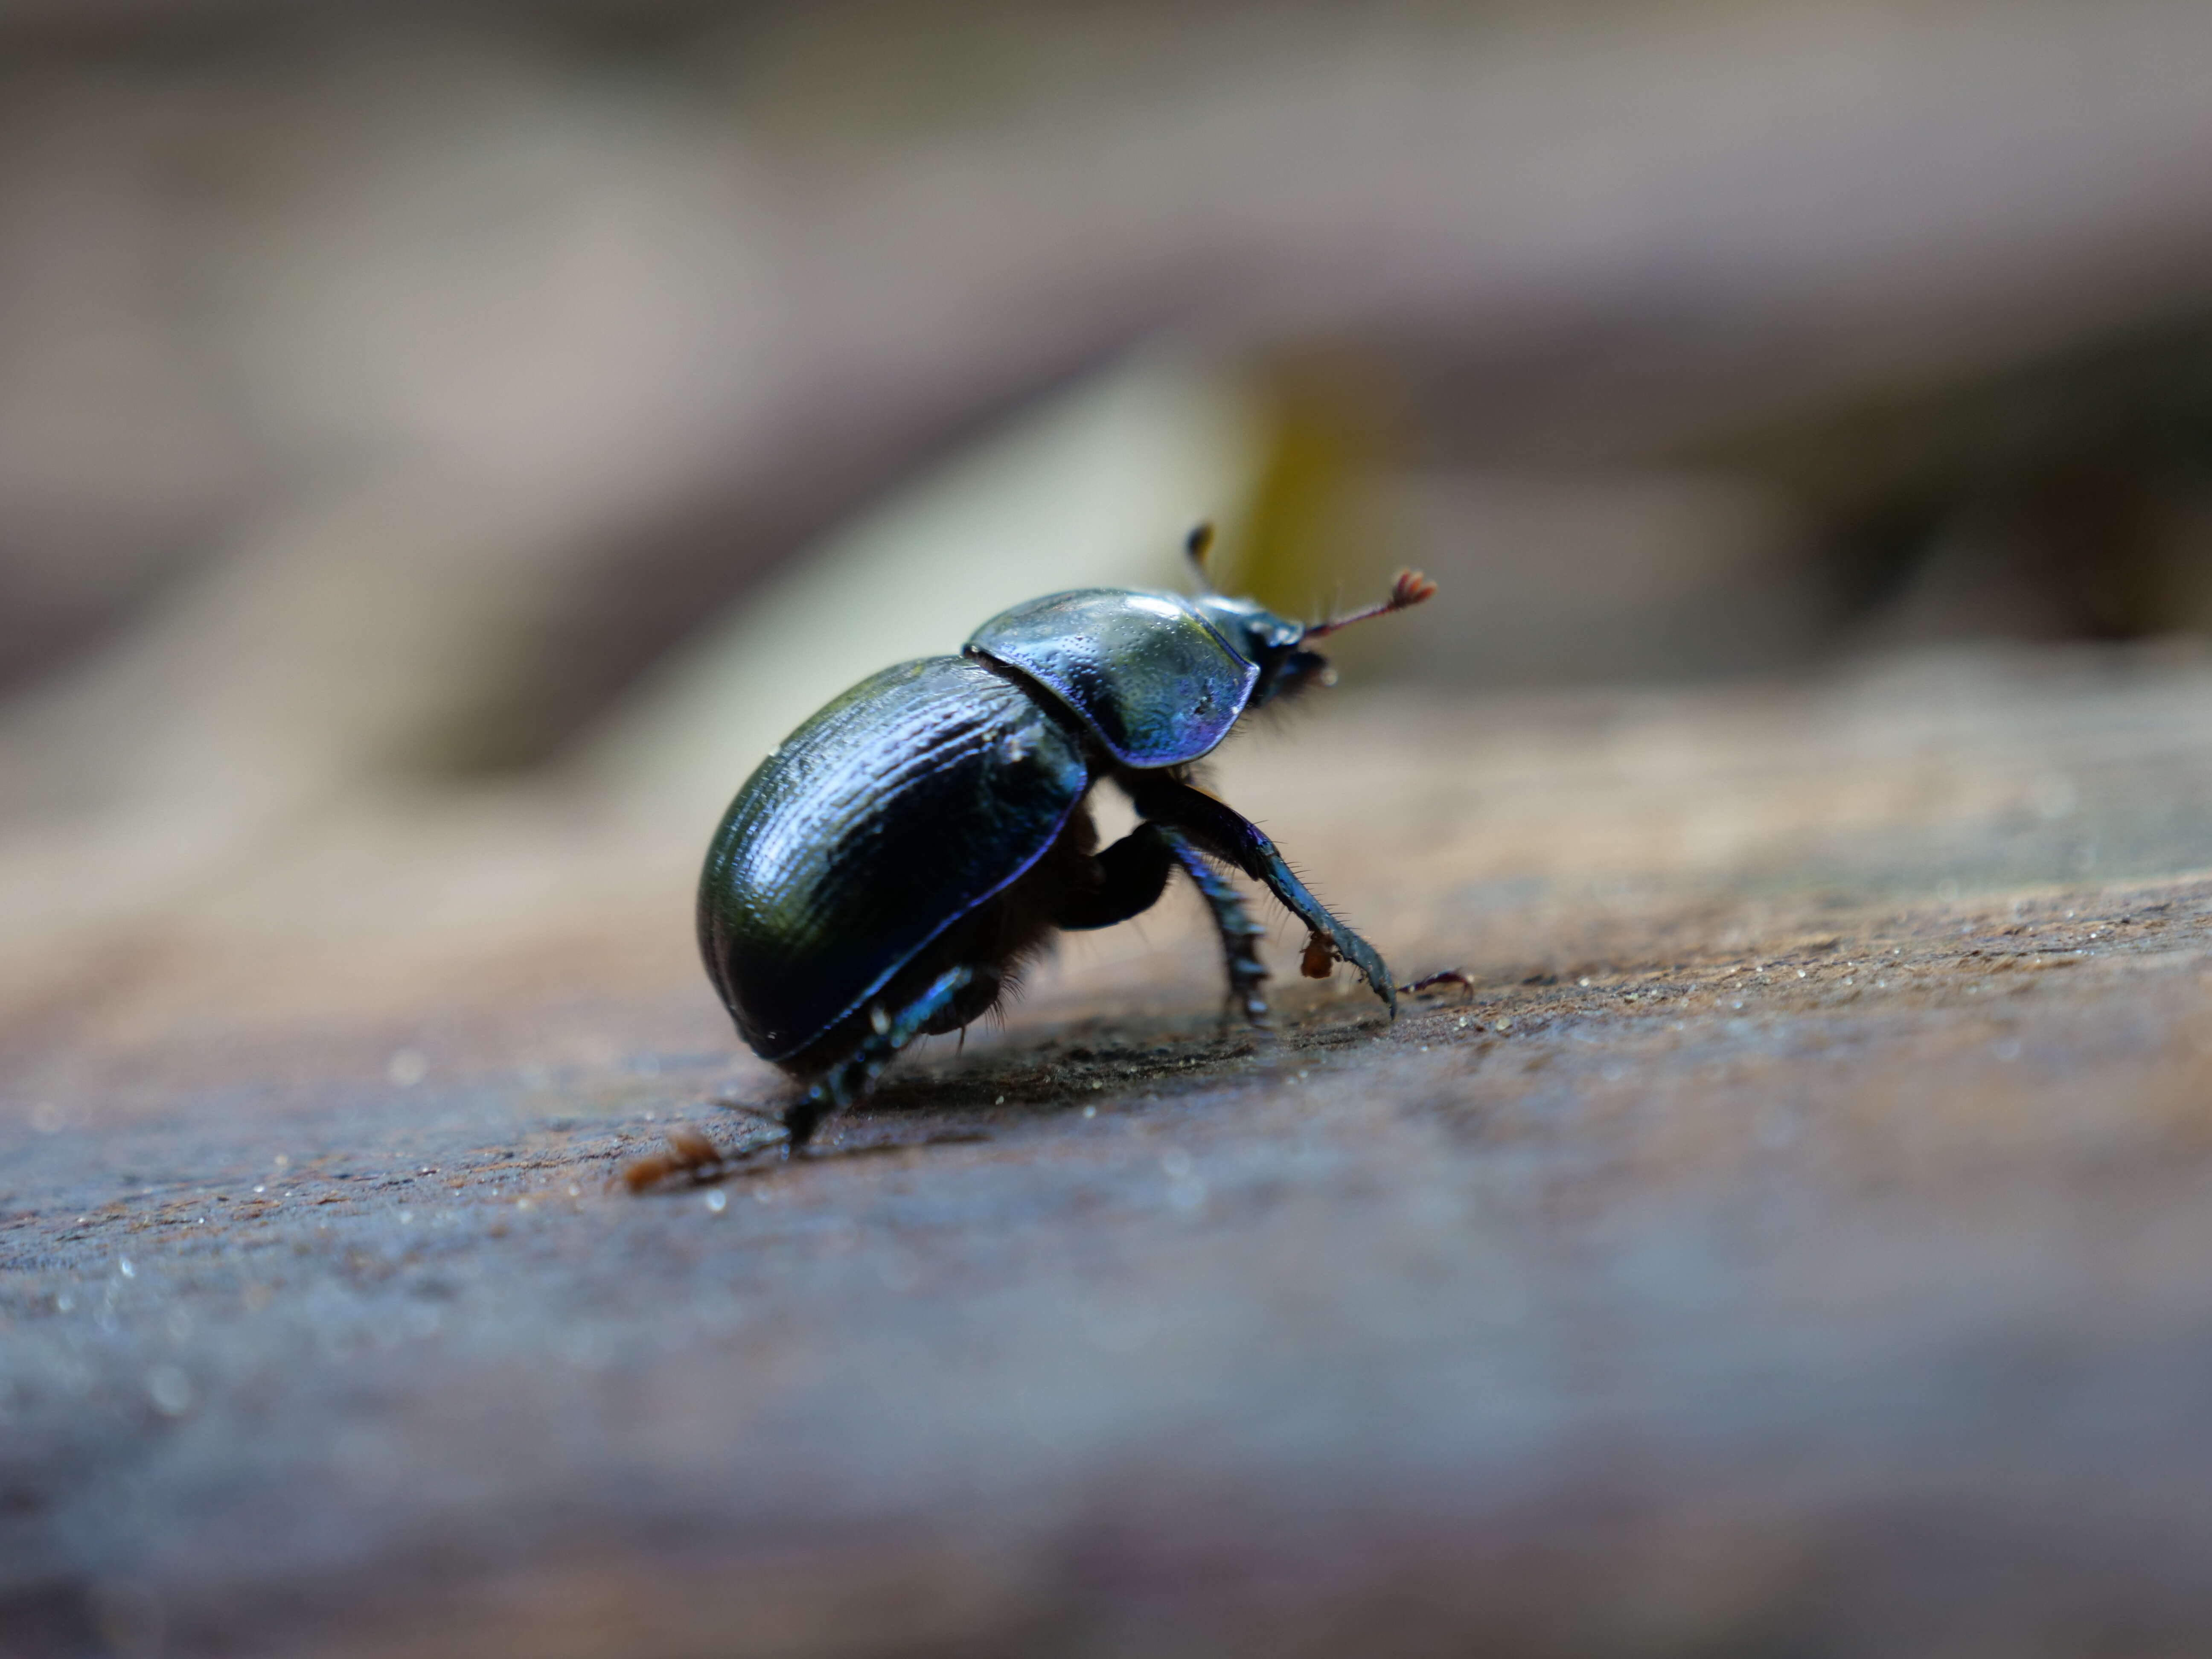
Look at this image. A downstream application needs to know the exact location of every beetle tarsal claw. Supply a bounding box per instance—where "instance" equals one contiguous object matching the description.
[1401,969,1476,1000]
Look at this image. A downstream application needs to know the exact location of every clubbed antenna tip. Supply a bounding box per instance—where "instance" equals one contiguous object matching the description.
[1302,568,1438,640]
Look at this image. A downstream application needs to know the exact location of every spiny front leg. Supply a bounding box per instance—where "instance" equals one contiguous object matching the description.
[1129,774,1397,1018]
[1158,827,1268,1026]
[783,965,974,1151]
[1050,820,1264,1025]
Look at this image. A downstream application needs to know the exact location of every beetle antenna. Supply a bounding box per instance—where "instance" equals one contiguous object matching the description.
[1184,521,1217,594]
[1301,568,1438,639]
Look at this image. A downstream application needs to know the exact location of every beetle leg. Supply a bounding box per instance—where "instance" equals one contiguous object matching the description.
[1049,821,1265,1023]
[1052,823,1176,930]
[784,965,974,1151]
[1128,774,1397,1018]
[1402,969,1477,1000]
[1157,828,1269,1027]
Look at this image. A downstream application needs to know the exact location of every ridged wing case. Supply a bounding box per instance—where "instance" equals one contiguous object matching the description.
[698,657,1090,1060]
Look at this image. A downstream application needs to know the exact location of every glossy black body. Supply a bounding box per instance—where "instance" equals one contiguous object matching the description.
[697,582,1400,1147]
[967,588,1255,767]
[699,656,1089,1062]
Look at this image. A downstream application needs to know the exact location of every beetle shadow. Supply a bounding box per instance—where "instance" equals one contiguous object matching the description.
[618,989,1400,1190]
[839,987,1392,1126]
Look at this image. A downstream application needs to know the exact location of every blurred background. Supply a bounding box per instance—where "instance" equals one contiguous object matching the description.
[5,0,2212,1048]
[17,11,2212,1653]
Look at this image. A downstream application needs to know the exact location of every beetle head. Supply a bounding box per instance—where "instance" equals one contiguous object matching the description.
[1193,568,1438,708]
[1191,594,1320,706]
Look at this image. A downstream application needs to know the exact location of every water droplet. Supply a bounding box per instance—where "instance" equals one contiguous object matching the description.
[704,1189,728,1214]
[995,1095,1005,1106]
[146,1365,193,1417]
[1993,1039,2023,1062]
[2032,774,2078,821]
[1081,1105,1096,1118]
[29,1101,64,1133]
[1160,1150,1194,1180]
[117,1257,135,1279]
[387,1049,428,1088]
[253,1185,265,1195]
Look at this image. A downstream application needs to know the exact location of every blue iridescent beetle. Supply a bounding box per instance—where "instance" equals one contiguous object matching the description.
[698,526,1436,1149]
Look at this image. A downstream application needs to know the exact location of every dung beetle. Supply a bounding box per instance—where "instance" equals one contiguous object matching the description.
[698,525,1436,1150]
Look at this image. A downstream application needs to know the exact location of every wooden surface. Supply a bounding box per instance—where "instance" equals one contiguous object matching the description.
[10,643,2212,1656]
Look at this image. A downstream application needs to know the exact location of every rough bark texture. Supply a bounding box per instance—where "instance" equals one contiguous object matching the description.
[9,644,2212,1656]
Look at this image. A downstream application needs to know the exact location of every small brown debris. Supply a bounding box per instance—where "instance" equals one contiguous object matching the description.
[617,1126,740,1195]
[1301,933,1337,979]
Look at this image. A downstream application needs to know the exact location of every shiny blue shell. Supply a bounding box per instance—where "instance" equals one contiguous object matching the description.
[966,589,1259,768]
[698,656,1089,1062]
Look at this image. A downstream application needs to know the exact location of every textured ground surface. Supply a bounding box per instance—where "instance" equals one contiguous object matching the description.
[10,645,2212,1657]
